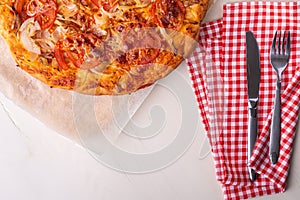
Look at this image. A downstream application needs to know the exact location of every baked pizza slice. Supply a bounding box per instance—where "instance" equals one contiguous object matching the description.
[0,0,209,95]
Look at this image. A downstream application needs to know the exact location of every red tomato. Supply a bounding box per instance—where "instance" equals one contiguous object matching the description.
[35,7,57,30]
[54,34,101,70]
[14,0,30,21]
[14,0,57,30]
[151,0,186,29]
[90,0,100,7]
[14,0,26,13]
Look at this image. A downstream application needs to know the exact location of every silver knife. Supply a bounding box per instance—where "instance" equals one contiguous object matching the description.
[246,31,260,181]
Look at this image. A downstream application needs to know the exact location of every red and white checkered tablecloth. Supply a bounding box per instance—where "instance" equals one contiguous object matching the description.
[186,1,300,199]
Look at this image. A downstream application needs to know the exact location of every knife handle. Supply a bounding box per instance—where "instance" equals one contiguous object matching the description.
[270,81,281,165]
[248,107,258,181]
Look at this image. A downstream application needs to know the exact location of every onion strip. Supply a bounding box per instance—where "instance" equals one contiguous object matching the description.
[19,18,41,55]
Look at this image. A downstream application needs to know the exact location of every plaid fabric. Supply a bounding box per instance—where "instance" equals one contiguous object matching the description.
[186,2,300,199]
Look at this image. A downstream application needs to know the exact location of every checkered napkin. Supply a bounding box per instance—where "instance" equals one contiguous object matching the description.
[186,1,300,199]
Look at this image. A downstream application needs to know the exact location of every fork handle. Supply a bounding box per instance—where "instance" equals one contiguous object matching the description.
[270,80,281,165]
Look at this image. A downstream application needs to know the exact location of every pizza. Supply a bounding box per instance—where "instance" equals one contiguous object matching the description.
[0,0,209,95]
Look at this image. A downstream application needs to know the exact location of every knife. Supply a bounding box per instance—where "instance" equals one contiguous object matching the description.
[246,31,260,181]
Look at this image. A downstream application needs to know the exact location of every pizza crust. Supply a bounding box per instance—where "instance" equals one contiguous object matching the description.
[0,35,154,141]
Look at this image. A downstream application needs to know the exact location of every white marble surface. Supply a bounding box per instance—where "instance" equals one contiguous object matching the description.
[1,63,300,200]
[0,64,224,200]
[1,1,300,199]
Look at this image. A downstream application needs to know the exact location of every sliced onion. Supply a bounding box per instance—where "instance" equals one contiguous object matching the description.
[26,0,56,17]
[89,62,110,74]
[159,27,176,52]
[26,0,43,17]
[36,29,50,38]
[35,38,55,52]
[58,3,78,18]
[19,18,41,55]
[52,26,67,42]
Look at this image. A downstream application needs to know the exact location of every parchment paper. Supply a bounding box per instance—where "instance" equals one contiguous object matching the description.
[0,36,153,144]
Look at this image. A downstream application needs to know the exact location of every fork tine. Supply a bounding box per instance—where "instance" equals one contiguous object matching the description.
[282,31,286,55]
[271,30,277,54]
[278,31,281,54]
[286,31,291,57]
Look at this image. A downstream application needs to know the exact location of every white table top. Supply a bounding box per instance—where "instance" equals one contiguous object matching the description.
[1,1,300,199]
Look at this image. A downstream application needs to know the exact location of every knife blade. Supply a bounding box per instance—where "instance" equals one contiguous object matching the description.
[246,31,260,181]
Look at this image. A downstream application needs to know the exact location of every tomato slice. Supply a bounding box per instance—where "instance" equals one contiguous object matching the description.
[151,0,186,29]
[35,7,57,30]
[14,0,26,13]
[54,34,101,70]
[90,0,100,7]
[27,0,57,30]
[90,0,118,11]
[54,46,69,70]
[14,0,57,30]
[14,0,30,21]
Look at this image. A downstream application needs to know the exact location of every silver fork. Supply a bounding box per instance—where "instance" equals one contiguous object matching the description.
[270,30,290,165]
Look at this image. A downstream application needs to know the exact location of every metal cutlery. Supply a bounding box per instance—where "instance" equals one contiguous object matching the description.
[246,31,261,181]
[269,30,291,165]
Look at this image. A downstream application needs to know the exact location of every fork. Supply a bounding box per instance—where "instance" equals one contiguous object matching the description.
[270,30,290,165]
